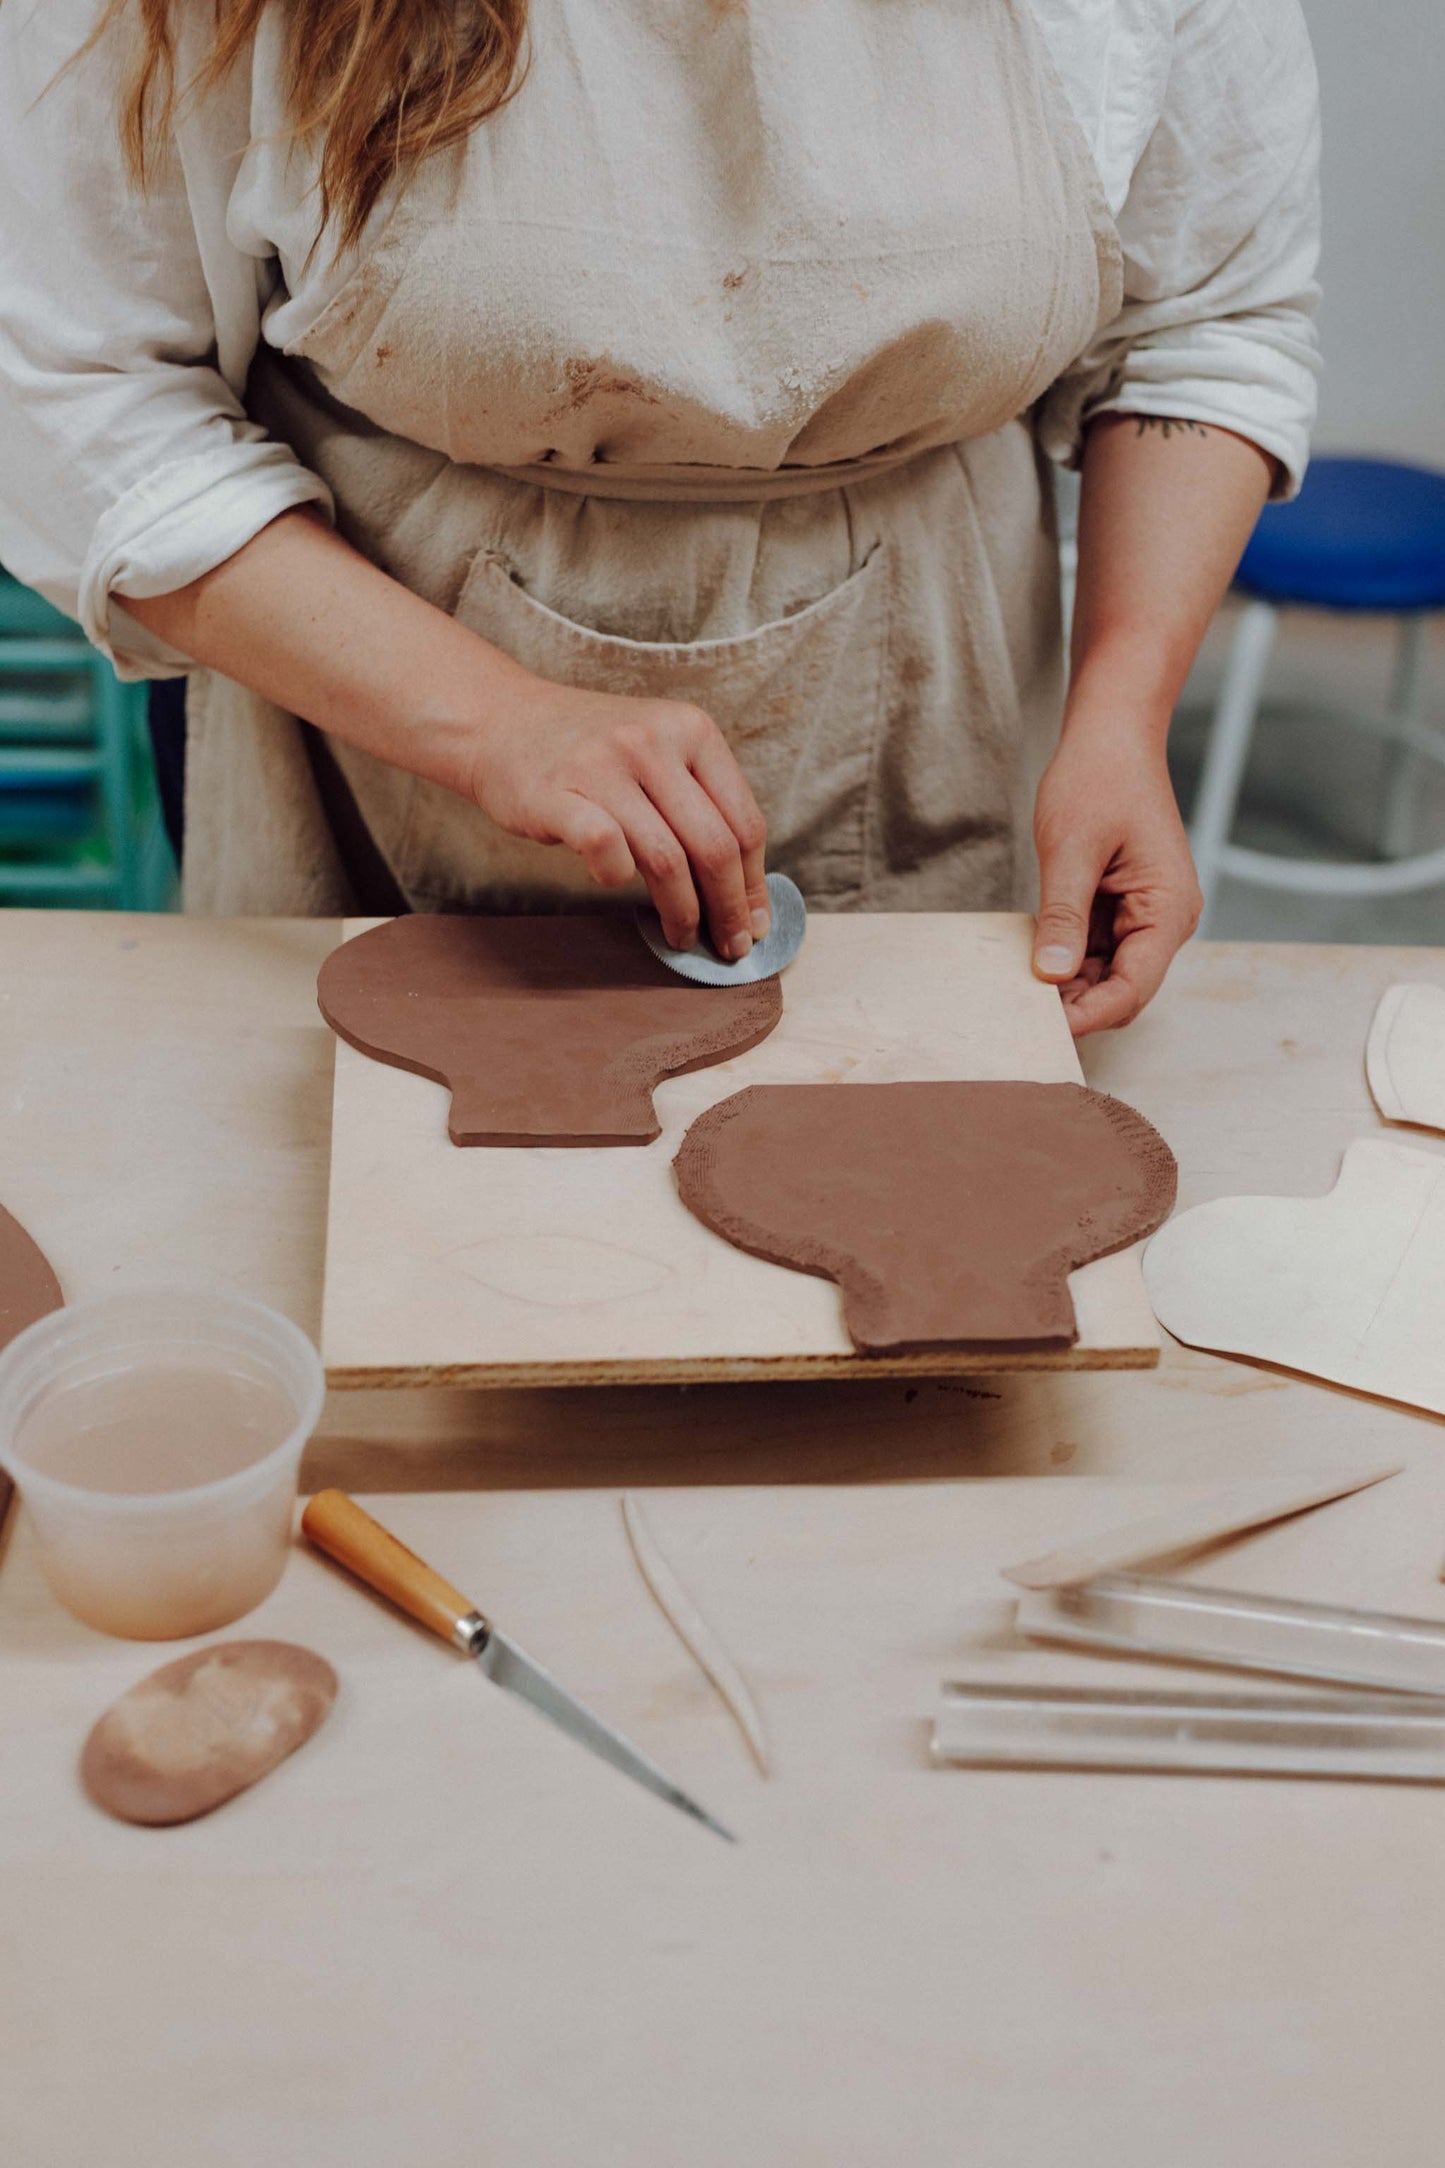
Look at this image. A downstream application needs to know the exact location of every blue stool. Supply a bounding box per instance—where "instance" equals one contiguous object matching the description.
[1189,456,1445,931]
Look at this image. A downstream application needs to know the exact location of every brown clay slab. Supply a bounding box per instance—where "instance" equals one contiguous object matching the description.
[318,915,783,1146]
[0,1201,63,1354]
[81,1640,338,1826]
[673,1081,1177,1355]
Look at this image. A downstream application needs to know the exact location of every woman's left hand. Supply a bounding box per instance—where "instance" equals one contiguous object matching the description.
[1032,411,1275,1037]
[1031,710,1202,1037]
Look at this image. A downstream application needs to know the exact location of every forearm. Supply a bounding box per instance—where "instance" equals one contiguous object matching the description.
[123,506,771,958]
[1066,414,1276,735]
[1031,414,1274,1031]
[123,509,525,800]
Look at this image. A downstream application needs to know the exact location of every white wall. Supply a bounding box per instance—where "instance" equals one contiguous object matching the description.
[1302,0,1445,463]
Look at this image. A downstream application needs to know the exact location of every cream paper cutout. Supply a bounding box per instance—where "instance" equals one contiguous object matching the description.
[1144,1138,1445,1417]
[1366,983,1445,1132]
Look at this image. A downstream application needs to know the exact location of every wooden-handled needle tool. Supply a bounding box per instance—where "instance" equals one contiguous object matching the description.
[302,1490,734,1841]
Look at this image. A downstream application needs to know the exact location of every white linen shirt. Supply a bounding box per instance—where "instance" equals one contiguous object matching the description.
[0,0,1322,677]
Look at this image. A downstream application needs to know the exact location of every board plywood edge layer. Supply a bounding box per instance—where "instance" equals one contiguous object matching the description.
[320,913,1163,1386]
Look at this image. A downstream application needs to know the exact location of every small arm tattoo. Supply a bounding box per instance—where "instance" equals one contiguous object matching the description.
[1134,416,1213,441]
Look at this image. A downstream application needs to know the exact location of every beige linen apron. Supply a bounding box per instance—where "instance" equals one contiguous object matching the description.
[185,0,1121,917]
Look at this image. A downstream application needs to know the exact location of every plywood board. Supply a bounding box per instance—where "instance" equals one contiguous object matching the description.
[320,912,1163,1386]
[9,1471,1445,2168]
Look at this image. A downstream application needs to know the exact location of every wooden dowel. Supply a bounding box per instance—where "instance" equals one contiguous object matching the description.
[1001,1462,1404,1591]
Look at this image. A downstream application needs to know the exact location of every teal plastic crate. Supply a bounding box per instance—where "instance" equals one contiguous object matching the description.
[0,572,175,909]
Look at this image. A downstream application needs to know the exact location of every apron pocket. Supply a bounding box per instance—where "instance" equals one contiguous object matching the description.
[394,542,891,911]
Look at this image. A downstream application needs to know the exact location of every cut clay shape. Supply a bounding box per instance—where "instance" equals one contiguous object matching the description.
[0,1200,63,1355]
[672,1080,1177,1355]
[1144,1137,1445,1417]
[318,915,782,1146]
[1366,982,1445,1131]
[81,1640,338,1826]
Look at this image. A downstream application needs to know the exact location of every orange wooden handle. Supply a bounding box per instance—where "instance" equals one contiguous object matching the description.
[302,1489,478,1648]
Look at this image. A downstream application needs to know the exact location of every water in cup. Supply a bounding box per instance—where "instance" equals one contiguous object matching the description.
[16,1367,299,1495]
[0,1290,325,1640]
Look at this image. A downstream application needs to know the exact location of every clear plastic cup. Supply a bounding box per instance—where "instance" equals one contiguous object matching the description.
[0,1289,325,1640]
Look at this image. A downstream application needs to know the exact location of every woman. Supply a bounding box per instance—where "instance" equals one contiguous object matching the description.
[0,0,1319,1033]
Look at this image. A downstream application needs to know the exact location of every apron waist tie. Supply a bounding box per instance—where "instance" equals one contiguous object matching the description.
[485,440,947,503]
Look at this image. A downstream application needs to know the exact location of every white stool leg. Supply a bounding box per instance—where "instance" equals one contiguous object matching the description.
[1379,615,1427,860]
[1059,534,1078,674]
[1189,600,1278,935]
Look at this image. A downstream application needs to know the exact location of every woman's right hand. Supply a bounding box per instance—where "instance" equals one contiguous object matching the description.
[119,510,770,952]
[467,679,771,959]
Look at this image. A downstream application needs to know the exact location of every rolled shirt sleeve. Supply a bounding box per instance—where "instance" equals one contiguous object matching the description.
[1039,0,1322,498]
[0,0,330,677]
[2,0,1323,673]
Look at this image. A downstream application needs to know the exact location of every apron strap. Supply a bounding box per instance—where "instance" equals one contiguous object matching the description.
[300,725,410,917]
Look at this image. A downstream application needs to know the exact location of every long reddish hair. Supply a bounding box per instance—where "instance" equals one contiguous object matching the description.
[86,0,529,248]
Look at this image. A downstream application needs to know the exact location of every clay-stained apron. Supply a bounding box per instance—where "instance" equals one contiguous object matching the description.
[184,0,1121,917]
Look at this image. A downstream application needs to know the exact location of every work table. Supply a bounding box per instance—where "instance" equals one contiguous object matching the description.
[3,913,1444,2165]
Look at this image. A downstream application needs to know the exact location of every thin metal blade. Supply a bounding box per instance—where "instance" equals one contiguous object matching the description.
[476,1630,734,1841]
[636,870,807,987]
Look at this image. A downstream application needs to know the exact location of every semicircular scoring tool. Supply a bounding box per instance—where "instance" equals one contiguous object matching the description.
[636,871,807,988]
